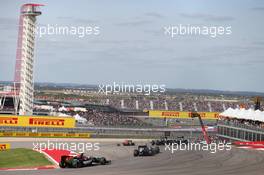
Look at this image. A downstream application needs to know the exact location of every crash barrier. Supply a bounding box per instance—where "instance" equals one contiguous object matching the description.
[148,110,219,119]
[90,127,216,137]
[0,132,91,138]
[0,115,75,128]
[0,143,10,151]
[0,126,217,133]
[0,126,216,139]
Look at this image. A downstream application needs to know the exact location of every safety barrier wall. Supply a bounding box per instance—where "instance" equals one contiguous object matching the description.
[0,126,216,139]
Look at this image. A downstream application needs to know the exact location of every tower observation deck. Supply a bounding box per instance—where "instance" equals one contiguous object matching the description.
[14,4,43,115]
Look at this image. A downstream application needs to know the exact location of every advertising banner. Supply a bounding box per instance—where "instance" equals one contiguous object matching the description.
[149,110,219,119]
[0,143,11,151]
[0,132,91,138]
[0,115,75,128]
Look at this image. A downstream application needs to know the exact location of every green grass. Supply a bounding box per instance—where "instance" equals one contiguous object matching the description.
[0,148,53,168]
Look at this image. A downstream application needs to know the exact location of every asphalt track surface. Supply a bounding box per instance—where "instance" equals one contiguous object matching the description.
[1,138,264,175]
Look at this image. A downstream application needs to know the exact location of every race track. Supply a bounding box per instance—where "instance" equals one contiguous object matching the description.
[1,138,264,175]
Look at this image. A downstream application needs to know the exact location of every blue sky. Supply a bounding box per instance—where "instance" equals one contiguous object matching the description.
[0,0,264,92]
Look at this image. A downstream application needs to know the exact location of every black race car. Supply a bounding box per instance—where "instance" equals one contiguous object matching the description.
[59,153,111,168]
[151,137,167,145]
[133,145,160,156]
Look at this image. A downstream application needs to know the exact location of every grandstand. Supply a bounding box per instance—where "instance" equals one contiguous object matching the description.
[218,107,264,142]
[34,93,261,112]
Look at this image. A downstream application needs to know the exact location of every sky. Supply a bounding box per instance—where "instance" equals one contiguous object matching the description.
[0,0,264,92]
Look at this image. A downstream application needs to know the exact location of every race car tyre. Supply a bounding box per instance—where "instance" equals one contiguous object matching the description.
[154,146,160,153]
[77,161,82,168]
[72,159,78,168]
[134,150,139,157]
[59,161,67,168]
[151,141,155,145]
[149,150,153,156]
[99,157,106,165]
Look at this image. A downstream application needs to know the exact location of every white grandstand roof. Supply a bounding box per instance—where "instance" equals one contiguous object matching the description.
[220,108,264,122]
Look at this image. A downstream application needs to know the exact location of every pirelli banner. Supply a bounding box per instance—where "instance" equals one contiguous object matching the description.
[0,143,11,151]
[148,110,219,119]
[0,115,75,128]
[0,132,91,138]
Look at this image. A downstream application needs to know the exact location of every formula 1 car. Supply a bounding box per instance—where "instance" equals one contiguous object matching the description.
[151,137,167,145]
[151,137,188,146]
[119,140,135,146]
[133,145,160,156]
[59,153,111,168]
